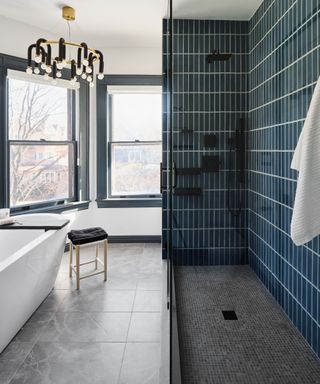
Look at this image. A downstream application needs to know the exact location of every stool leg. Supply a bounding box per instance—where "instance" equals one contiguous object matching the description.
[76,245,80,290]
[103,240,108,281]
[69,241,73,278]
[95,245,98,270]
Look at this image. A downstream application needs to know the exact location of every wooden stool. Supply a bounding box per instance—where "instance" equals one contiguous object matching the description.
[67,227,108,290]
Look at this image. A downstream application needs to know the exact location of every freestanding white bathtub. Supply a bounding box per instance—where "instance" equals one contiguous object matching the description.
[0,213,69,353]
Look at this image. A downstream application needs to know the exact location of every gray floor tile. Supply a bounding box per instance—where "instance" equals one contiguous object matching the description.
[55,269,140,291]
[137,274,162,290]
[127,313,161,342]
[89,312,131,342]
[1,244,164,384]
[133,290,161,312]
[175,265,320,384]
[59,289,135,312]
[119,343,160,384]
[0,342,33,384]
[37,290,68,312]
[38,312,118,342]
[12,311,54,343]
[9,342,125,384]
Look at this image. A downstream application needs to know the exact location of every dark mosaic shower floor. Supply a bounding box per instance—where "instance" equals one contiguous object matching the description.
[174,265,320,384]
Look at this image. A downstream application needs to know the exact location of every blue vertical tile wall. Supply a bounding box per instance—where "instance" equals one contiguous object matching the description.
[248,0,320,357]
[162,19,249,265]
[163,0,320,358]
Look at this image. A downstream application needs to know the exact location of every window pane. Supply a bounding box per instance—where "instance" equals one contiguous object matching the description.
[8,78,71,141]
[10,144,74,206]
[112,94,162,141]
[111,143,161,196]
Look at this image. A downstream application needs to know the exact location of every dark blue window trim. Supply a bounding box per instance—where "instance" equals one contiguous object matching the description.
[0,53,90,214]
[96,75,163,208]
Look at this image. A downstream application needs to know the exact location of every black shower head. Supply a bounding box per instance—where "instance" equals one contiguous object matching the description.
[207,50,233,63]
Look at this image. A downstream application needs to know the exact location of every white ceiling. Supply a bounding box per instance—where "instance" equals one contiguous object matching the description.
[0,0,263,49]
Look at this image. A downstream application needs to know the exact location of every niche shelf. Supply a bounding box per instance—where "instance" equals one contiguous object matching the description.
[176,168,201,176]
[174,188,201,196]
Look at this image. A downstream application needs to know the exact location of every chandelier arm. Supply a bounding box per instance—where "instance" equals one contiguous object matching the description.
[36,38,47,56]
[80,42,88,63]
[27,44,36,67]
[77,47,82,69]
[52,61,57,79]
[46,44,52,66]
[70,59,76,78]
[39,46,47,62]
[59,38,65,62]
[95,50,104,74]
[40,41,100,59]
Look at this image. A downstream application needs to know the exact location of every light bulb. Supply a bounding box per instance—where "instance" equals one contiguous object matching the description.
[44,74,49,80]
[89,82,94,88]
[82,58,89,66]
[26,67,33,75]
[56,71,62,78]
[76,68,82,76]
[97,73,104,80]
[81,73,87,79]
[34,67,40,74]
[45,66,52,74]
[87,75,92,82]
[56,62,63,70]
[34,55,41,63]
[52,79,57,85]
[41,63,46,70]
[86,66,92,74]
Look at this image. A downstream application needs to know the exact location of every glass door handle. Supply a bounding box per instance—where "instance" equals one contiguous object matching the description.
[160,162,164,193]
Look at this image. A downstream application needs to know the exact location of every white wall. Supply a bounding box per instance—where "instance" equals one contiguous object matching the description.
[0,15,162,236]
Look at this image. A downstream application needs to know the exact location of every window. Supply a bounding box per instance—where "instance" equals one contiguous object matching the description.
[7,70,77,208]
[108,87,162,197]
[0,55,90,214]
[96,75,163,208]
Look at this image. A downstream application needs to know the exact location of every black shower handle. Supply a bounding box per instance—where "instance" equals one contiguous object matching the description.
[172,162,177,189]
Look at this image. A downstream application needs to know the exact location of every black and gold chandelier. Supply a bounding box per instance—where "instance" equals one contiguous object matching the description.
[26,6,104,88]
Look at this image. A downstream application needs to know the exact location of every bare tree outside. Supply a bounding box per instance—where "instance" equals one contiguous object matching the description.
[8,77,74,206]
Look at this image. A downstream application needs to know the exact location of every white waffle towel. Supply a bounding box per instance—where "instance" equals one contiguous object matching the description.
[291,77,320,245]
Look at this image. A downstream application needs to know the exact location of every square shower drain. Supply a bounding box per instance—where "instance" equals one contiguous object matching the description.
[222,310,238,320]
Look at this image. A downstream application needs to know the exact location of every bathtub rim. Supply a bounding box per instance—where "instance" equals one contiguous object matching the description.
[0,229,61,272]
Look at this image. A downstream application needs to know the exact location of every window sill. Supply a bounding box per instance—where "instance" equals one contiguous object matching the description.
[11,200,91,215]
[96,198,162,208]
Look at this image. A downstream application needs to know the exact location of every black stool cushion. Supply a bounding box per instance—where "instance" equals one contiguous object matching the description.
[68,227,108,245]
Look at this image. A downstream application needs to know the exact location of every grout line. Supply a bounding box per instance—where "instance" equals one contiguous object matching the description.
[171,71,249,75]
[249,0,276,35]
[247,118,305,132]
[248,188,293,210]
[249,246,320,328]
[250,7,320,73]
[249,81,317,113]
[249,0,297,54]
[249,169,297,182]
[248,229,320,294]
[247,208,320,258]
[249,43,320,91]
[169,33,249,36]
[248,149,294,152]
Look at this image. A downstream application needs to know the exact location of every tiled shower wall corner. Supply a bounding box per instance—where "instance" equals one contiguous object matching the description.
[162,19,249,265]
[248,0,320,357]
